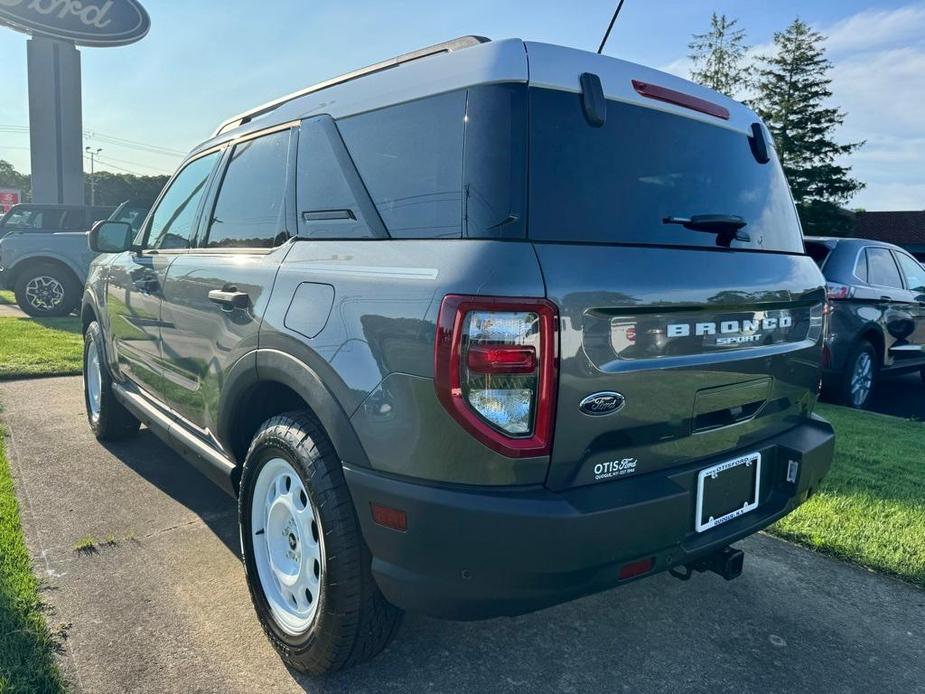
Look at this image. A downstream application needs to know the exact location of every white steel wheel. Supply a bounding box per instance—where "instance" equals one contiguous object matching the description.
[85,344,102,419]
[250,457,324,636]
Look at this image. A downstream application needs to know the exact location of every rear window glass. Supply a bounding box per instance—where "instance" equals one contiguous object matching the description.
[866,247,903,288]
[338,91,465,239]
[206,129,291,249]
[528,88,803,252]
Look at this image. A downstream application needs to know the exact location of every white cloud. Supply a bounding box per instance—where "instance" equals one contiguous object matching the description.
[824,4,925,56]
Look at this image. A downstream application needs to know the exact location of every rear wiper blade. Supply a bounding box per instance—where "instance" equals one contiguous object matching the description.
[663,214,750,246]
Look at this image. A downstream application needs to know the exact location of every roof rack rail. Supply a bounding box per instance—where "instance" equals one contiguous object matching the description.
[212,35,491,137]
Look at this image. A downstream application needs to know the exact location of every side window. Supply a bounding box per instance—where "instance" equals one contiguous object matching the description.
[895,252,925,293]
[296,117,375,239]
[205,129,291,249]
[61,209,89,230]
[147,152,220,250]
[853,250,868,282]
[866,247,903,288]
[338,90,466,238]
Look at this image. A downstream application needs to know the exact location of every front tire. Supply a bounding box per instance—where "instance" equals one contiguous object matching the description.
[83,321,140,439]
[14,262,80,317]
[239,412,402,675]
[839,340,878,409]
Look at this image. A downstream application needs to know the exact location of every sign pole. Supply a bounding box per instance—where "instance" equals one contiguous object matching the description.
[26,35,84,204]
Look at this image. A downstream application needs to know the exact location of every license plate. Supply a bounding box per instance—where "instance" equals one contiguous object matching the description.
[695,452,761,533]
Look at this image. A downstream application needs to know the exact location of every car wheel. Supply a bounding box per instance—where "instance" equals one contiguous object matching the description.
[840,341,878,409]
[14,262,80,317]
[239,412,402,675]
[83,321,140,439]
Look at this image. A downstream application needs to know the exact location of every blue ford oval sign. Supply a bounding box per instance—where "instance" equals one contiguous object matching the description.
[579,392,625,416]
[0,0,150,47]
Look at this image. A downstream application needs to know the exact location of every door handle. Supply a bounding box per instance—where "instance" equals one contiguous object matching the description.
[880,295,894,302]
[208,289,250,309]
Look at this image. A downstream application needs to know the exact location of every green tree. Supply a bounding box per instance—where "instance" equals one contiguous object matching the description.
[0,160,31,201]
[87,171,168,206]
[754,19,864,235]
[688,13,752,99]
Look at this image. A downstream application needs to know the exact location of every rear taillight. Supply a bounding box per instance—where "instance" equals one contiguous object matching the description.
[434,295,558,458]
[825,282,855,300]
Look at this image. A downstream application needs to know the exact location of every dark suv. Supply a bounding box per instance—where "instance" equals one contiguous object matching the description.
[80,37,834,674]
[806,236,925,408]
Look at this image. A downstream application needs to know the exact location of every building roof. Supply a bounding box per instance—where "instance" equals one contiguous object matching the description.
[854,211,925,247]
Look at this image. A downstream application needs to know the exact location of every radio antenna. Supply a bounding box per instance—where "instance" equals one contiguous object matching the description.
[597,0,627,54]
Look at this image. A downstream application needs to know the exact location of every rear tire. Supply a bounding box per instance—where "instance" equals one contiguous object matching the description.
[14,262,80,317]
[239,412,402,675]
[83,321,140,440]
[839,340,878,409]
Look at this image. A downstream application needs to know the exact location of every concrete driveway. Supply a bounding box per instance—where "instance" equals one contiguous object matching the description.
[2,376,923,694]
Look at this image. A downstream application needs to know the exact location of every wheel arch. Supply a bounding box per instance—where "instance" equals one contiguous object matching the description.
[856,325,885,365]
[9,254,83,289]
[218,349,371,477]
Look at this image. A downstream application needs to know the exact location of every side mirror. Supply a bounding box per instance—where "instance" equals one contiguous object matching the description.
[89,220,133,253]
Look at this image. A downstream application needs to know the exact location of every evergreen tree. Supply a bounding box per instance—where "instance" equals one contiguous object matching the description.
[688,13,752,99]
[754,19,864,235]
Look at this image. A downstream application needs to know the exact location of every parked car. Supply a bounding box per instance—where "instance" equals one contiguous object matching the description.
[0,200,146,316]
[0,202,114,240]
[80,36,834,674]
[805,236,925,408]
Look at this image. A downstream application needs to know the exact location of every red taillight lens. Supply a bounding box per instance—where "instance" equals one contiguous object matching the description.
[467,345,537,374]
[825,282,855,300]
[434,295,558,458]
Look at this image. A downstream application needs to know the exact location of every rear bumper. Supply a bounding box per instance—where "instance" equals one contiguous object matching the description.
[344,415,834,620]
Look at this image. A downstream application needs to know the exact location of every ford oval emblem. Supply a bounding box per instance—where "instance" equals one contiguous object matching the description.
[579,392,625,416]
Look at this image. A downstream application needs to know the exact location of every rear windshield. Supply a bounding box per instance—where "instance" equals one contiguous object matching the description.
[528,88,803,252]
[804,241,833,267]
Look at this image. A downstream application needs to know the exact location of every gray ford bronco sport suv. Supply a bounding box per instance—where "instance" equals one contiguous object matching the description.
[81,37,834,674]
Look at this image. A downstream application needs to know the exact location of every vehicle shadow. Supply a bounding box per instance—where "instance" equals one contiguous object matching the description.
[868,372,925,419]
[99,428,240,555]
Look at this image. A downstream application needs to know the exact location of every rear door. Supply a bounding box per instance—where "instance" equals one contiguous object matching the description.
[158,125,295,443]
[525,84,826,490]
[893,250,925,361]
[864,246,917,366]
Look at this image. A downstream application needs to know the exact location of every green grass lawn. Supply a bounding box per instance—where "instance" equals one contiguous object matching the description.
[0,291,14,305]
[0,317,83,380]
[0,426,65,692]
[770,403,925,588]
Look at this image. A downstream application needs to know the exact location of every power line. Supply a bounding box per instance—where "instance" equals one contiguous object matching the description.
[0,123,187,158]
[84,154,170,176]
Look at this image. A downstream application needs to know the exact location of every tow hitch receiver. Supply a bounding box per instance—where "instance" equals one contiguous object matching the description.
[669,546,744,582]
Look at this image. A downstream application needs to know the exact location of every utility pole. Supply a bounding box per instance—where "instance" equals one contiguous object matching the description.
[85,146,101,205]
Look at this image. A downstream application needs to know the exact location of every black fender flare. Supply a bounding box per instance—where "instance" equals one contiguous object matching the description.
[216,348,370,470]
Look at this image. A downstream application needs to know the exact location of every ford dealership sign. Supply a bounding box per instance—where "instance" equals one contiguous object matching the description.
[0,0,149,46]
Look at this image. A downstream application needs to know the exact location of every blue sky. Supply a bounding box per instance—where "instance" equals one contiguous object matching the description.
[1,0,923,210]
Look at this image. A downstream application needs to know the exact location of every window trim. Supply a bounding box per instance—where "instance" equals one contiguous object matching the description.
[192,121,299,253]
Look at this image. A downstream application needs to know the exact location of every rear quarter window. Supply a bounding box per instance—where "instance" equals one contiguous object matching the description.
[528,88,803,253]
[338,91,466,239]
